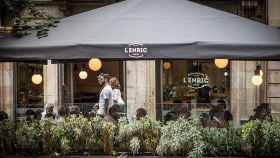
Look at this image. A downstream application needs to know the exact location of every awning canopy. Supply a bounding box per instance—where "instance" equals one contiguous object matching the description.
[1,0,280,61]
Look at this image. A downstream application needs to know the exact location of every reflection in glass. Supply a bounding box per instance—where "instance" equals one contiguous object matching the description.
[162,60,231,127]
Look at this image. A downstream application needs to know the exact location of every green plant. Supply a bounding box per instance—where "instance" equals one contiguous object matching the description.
[156,118,204,158]
[58,115,101,154]
[241,120,264,157]
[201,123,242,156]
[261,121,280,154]
[129,137,140,155]
[87,116,104,154]
[102,119,118,155]
[1,0,58,38]
[40,115,116,155]
[40,118,59,154]
[0,119,14,154]
[15,120,42,154]
[118,116,161,154]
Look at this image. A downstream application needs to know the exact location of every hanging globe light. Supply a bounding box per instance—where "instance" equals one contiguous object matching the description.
[251,65,263,86]
[32,74,43,85]
[214,59,229,69]
[79,70,88,80]
[89,58,102,71]
[163,62,171,70]
[251,75,263,86]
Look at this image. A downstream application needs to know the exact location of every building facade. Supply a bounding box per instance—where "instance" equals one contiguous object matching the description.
[0,0,280,126]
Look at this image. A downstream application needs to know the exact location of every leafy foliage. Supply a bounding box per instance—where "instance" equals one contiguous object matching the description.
[156,118,204,158]
[0,119,14,154]
[117,116,161,155]
[262,121,280,153]
[129,137,141,155]
[0,0,59,38]
[41,115,105,155]
[15,120,42,154]
[241,120,264,156]
[201,123,242,156]
[2,116,280,156]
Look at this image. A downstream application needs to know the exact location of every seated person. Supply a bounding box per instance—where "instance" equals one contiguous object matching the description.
[164,111,177,124]
[209,99,226,119]
[69,105,80,117]
[45,105,56,119]
[57,106,68,122]
[224,110,233,122]
[136,108,147,120]
[208,99,233,128]
[249,103,272,121]
[34,110,42,120]
[198,86,211,103]
[178,105,191,119]
[200,113,210,127]
[25,109,36,121]
[104,104,121,124]
[0,111,8,121]
[41,104,56,120]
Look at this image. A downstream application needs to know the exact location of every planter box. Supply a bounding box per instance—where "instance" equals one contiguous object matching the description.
[2,156,246,158]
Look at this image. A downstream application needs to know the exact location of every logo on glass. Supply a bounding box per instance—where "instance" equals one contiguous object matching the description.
[125,43,148,58]
[183,72,209,89]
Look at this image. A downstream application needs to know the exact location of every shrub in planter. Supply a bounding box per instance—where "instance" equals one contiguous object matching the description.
[129,137,141,155]
[41,118,71,155]
[63,115,92,153]
[88,116,106,154]
[156,118,204,158]
[261,121,280,155]
[102,120,118,155]
[40,115,117,155]
[201,123,243,157]
[40,119,55,154]
[117,116,161,155]
[241,120,264,157]
[41,115,107,155]
[0,119,14,154]
[15,120,42,155]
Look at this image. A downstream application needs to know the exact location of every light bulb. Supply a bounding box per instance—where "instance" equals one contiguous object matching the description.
[32,74,43,85]
[251,75,263,86]
[163,62,171,70]
[89,58,102,71]
[215,59,229,69]
[224,72,229,77]
[79,71,88,80]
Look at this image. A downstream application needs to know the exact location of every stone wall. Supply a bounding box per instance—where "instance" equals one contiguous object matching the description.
[0,63,14,119]
[268,0,280,27]
[266,62,280,116]
[43,63,59,112]
[267,0,280,117]
[126,61,156,120]
[230,61,262,126]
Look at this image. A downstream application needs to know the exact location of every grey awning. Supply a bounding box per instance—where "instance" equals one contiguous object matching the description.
[1,0,280,61]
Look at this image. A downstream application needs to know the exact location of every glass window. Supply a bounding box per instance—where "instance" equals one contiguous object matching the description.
[16,63,44,119]
[63,61,125,114]
[162,60,230,126]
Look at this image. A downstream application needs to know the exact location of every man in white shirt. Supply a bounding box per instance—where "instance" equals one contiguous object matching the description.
[97,73,113,116]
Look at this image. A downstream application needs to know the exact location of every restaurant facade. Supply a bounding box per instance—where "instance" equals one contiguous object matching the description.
[0,0,280,126]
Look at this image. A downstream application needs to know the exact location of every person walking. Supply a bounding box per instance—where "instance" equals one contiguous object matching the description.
[97,73,113,117]
[109,77,125,106]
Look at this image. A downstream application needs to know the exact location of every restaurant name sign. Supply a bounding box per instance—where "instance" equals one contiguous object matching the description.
[183,72,209,89]
[125,43,148,58]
